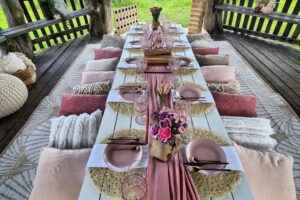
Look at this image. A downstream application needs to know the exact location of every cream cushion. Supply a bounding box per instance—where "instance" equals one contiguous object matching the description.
[196,54,230,66]
[100,34,126,49]
[85,57,119,71]
[81,71,115,84]
[0,53,26,74]
[0,74,28,118]
[191,40,212,48]
[201,65,236,83]
[234,143,296,200]
[29,148,91,200]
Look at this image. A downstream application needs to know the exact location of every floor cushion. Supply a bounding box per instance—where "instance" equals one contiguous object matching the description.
[196,54,229,66]
[201,65,236,83]
[94,49,122,60]
[234,143,296,200]
[100,34,126,49]
[73,81,112,95]
[207,80,240,94]
[223,116,277,151]
[0,52,26,73]
[211,91,257,117]
[191,40,211,48]
[81,71,115,84]
[49,110,102,149]
[85,57,119,71]
[193,47,219,55]
[29,148,91,200]
[59,93,107,116]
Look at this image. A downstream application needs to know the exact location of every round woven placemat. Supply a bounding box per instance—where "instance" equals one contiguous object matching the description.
[88,129,145,198]
[183,128,241,198]
[114,81,147,90]
[174,81,207,91]
[107,102,138,116]
[118,68,142,76]
[175,68,198,76]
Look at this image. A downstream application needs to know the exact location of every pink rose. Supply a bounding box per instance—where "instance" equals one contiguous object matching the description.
[158,127,171,142]
[151,125,158,136]
[178,126,185,134]
[180,114,187,123]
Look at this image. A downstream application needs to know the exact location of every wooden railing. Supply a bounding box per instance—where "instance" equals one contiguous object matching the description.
[214,0,300,45]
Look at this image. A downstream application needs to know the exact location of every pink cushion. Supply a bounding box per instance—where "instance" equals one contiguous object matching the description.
[211,91,257,117]
[201,65,236,83]
[59,93,107,116]
[94,49,122,60]
[193,47,219,55]
[29,148,91,200]
[81,71,115,84]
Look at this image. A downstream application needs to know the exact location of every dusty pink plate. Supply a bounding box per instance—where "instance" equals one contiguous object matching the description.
[104,143,143,172]
[119,90,142,101]
[186,138,227,175]
[176,86,203,98]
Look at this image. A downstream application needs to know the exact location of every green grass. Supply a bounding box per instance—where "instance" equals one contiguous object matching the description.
[0,0,299,52]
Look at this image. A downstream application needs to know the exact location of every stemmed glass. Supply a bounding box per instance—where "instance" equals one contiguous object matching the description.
[162,22,171,35]
[167,58,180,83]
[163,36,174,49]
[140,36,150,50]
[174,99,192,118]
[121,174,147,200]
[161,14,168,24]
[141,24,149,36]
[136,58,147,81]
[133,93,148,125]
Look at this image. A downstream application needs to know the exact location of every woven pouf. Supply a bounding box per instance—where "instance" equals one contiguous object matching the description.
[0,74,28,118]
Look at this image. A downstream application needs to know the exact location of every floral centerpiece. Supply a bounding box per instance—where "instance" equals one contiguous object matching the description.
[150,7,162,30]
[150,110,187,161]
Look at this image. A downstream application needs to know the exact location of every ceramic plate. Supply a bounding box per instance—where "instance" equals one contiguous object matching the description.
[104,143,143,172]
[176,86,203,99]
[186,138,227,175]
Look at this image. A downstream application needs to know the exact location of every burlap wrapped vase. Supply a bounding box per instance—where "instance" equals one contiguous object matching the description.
[150,139,174,162]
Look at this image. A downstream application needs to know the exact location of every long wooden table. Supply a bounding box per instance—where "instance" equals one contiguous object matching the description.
[78,25,255,200]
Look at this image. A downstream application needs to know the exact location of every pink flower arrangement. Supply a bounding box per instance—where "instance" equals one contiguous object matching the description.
[151,110,187,146]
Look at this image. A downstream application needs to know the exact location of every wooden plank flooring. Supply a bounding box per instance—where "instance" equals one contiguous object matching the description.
[0,35,98,153]
[220,32,300,116]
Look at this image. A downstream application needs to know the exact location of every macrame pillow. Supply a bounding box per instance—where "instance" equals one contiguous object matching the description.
[211,91,257,117]
[207,80,240,94]
[81,71,115,84]
[186,33,212,43]
[49,110,102,149]
[234,143,296,200]
[94,49,122,60]
[222,116,277,151]
[193,47,219,55]
[73,81,112,95]
[100,34,126,49]
[201,65,236,83]
[59,94,107,116]
[85,57,119,71]
[196,54,230,66]
[29,148,91,200]
[0,74,28,118]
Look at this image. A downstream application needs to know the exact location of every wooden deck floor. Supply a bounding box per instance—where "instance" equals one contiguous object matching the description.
[219,32,300,116]
[0,35,98,153]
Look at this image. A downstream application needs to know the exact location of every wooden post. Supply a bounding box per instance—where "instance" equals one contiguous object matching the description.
[0,0,33,58]
[87,0,112,37]
[204,0,223,34]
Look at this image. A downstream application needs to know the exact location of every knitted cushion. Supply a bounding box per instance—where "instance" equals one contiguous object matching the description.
[100,34,126,49]
[201,65,236,83]
[73,81,112,95]
[186,33,212,43]
[29,148,91,200]
[94,49,122,60]
[49,110,102,149]
[81,71,115,85]
[0,74,28,118]
[193,47,219,55]
[85,58,119,71]
[234,143,296,200]
[222,116,277,151]
[211,91,257,117]
[196,54,229,66]
[59,93,107,116]
[207,80,240,94]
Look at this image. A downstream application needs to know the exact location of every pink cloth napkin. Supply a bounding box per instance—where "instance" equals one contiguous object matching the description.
[145,66,199,200]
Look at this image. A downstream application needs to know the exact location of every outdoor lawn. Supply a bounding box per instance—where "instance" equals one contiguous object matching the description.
[0,0,299,51]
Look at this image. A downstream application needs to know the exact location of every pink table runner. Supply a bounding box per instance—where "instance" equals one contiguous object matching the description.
[145,66,199,200]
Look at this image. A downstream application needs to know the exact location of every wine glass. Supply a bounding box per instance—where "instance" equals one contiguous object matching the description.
[168,58,180,83]
[174,99,192,118]
[141,24,149,36]
[163,36,174,49]
[140,36,150,50]
[136,58,147,81]
[133,93,148,125]
[121,174,147,200]
[161,14,168,24]
[162,22,171,35]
